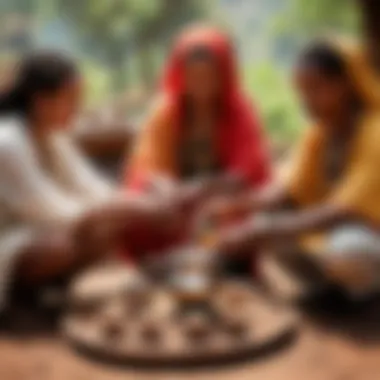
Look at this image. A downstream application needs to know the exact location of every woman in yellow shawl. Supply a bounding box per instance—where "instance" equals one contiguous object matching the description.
[209,38,380,297]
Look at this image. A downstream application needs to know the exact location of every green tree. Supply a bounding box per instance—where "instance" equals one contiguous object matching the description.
[244,62,303,144]
[271,0,359,64]
[0,0,37,52]
[0,0,34,13]
[288,0,357,32]
[55,0,212,92]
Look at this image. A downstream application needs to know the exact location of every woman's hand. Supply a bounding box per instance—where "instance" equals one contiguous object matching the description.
[201,195,248,224]
[216,219,258,256]
[124,173,246,238]
[206,172,247,194]
[126,194,183,234]
[173,173,246,211]
[215,213,275,256]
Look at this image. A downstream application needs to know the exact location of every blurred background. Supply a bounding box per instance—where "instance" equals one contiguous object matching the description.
[0,0,360,148]
[1,3,378,380]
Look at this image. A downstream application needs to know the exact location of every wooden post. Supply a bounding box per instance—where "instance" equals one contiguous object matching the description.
[356,0,380,68]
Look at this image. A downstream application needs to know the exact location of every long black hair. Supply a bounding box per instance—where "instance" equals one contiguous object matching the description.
[0,51,78,119]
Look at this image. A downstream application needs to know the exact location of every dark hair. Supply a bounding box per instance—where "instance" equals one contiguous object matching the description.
[0,51,78,118]
[298,42,347,78]
[185,45,215,63]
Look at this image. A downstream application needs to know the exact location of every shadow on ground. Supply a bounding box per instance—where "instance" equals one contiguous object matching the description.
[300,288,380,346]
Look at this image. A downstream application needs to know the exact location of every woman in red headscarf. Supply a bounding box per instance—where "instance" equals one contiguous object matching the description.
[122,26,271,271]
[127,26,270,188]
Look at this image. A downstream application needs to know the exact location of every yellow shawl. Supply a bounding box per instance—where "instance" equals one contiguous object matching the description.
[286,38,380,232]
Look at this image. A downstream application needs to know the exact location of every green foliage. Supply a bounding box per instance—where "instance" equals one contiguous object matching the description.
[315,0,358,31]
[244,62,304,142]
[271,0,359,64]
[274,0,359,37]
[79,60,111,107]
[32,0,361,144]
[53,0,212,92]
[0,0,33,13]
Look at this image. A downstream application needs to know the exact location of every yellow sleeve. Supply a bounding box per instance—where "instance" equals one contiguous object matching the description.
[331,116,380,223]
[284,127,325,206]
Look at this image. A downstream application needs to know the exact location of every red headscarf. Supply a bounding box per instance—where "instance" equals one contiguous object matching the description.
[127,25,271,189]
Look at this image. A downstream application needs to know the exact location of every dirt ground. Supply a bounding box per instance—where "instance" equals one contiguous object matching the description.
[1,262,380,380]
[2,297,380,380]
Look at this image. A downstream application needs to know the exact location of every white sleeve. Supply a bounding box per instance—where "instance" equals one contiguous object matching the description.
[0,136,84,225]
[48,132,114,201]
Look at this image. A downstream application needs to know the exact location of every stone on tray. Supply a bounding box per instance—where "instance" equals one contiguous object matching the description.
[139,318,162,344]
[222,314,249,339]
[183,313,212,343]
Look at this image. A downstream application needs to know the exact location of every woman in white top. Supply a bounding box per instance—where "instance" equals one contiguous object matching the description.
[0,51,184,309]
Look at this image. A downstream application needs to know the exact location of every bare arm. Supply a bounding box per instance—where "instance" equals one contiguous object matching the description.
[217,203,353,255]
[237,183,293,212]
[204,182,293,224]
